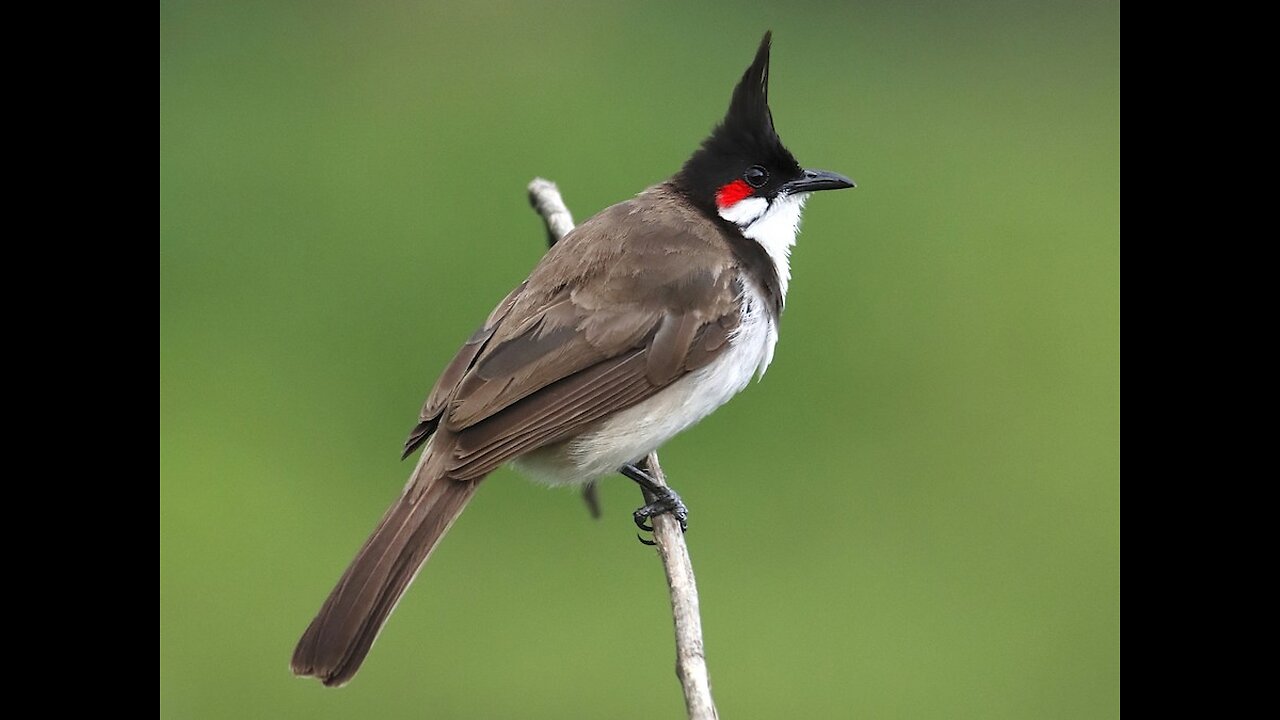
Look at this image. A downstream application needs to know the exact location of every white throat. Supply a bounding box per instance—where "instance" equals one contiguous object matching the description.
[717,192,809,300]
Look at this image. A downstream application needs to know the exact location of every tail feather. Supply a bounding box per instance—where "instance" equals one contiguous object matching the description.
[291,469,479,686]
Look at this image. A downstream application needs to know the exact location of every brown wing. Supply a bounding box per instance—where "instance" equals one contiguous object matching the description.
[403,185,742,486]
[402,282,527,458]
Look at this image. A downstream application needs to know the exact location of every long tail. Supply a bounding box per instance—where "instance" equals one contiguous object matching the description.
[291,466,479,687]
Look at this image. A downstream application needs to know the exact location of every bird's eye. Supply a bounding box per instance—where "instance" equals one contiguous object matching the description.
[743,165,768,188]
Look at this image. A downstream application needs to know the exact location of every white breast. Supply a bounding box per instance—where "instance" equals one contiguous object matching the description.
[511,278,778,487]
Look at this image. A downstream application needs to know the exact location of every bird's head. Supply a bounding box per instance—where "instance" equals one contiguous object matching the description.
[674,32,854,235]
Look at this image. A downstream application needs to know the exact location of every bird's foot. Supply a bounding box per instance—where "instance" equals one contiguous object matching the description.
[619,463,688,545]
[632,486,689,533]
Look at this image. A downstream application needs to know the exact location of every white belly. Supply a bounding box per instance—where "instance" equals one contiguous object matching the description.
[511,280,777,486]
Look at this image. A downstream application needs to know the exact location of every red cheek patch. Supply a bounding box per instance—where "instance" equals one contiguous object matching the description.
[716,179,753,209]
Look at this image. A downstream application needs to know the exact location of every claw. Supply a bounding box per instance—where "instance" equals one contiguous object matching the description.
[619,462,691,538]
[632,488,688,534]
[637,533,657,546]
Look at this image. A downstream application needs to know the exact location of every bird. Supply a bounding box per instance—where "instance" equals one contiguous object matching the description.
[291,31,854,687]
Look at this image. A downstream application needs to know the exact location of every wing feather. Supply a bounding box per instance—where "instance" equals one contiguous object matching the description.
[403,185,744,480]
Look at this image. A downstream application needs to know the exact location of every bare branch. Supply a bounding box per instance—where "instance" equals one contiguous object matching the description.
[527,177,576,248]
[526,178,719,720]
[639,452,719,720]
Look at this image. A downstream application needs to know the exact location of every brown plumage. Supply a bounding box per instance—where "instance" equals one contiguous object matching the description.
[292,185,749,686]
[291,31,854,687]
[290,469,477,686]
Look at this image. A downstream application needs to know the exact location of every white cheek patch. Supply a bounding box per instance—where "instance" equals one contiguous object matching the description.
[717,191,811,304]
[717,196,768,226]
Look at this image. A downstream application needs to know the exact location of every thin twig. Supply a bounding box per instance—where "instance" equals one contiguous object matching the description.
[527,177,577,248]
[526,178,719,720]
[638,452,718,720]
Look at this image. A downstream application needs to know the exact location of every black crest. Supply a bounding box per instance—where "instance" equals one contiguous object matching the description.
[726,31,781,152]
[675,31,802,210]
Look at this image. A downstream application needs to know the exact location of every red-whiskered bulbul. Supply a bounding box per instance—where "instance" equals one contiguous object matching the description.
[291,32,854,686]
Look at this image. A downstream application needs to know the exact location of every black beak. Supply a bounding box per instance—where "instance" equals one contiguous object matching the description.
[782,169,856,194]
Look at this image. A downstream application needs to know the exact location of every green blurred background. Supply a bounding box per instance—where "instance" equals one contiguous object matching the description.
[160,1,1119,717]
